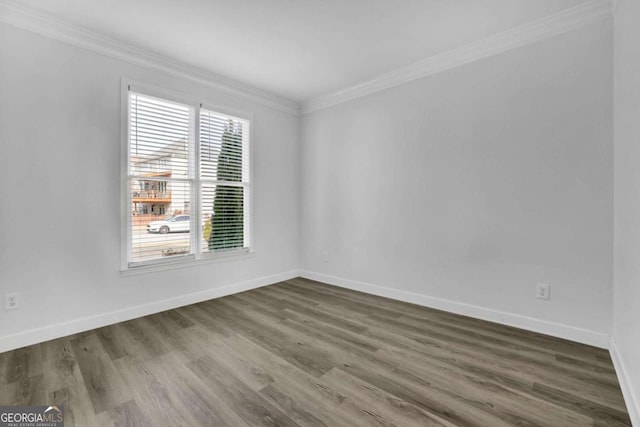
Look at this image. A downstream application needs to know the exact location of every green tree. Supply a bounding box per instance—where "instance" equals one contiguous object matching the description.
[208,120,244,250]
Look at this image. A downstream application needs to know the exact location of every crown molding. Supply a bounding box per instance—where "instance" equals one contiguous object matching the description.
[0,0,300,115]
[301,0,614,114]
[0,0,613,116]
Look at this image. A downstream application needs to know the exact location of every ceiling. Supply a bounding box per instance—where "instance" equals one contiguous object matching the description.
[11,0,589,102]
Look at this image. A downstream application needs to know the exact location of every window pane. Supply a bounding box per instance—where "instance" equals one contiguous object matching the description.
[200,111,247,182]
[130,179,192,263]
[130,93,191,180]
[201,182,245,252]
[128,91,193,264]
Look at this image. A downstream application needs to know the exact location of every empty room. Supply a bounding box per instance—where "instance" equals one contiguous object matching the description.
[0,0,639,425]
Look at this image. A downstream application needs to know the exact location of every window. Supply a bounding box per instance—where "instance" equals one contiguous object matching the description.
[124,84,251,270]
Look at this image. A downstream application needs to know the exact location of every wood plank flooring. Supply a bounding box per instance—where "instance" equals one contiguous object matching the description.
[0,278,632,426]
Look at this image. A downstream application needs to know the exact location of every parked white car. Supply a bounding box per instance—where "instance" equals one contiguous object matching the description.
[146,215,190,234]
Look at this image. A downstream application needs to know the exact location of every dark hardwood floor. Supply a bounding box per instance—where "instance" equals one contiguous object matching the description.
[0,278,632,426]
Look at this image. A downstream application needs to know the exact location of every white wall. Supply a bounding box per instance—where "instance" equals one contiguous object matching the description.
[613,0,640,422]
[0,9,621,357]
[301,20,614,345]
[0,23,300,350]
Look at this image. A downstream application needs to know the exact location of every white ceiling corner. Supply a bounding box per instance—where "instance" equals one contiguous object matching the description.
[301,0,613,113]
[0,0,300,114]
[0,0,612,115]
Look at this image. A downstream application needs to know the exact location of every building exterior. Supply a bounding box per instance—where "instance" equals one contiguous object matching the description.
[131,140,190,217]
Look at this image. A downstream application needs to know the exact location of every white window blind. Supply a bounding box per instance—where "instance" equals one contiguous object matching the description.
[199,109,250,253]
[125,87,251,269]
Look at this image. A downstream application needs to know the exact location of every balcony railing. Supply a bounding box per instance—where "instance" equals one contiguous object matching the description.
[132,191,172,202]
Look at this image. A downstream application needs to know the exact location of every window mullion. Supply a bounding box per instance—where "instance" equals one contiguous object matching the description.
[191,104,201,258]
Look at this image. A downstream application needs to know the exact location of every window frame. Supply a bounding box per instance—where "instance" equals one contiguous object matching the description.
[120,80,254,275]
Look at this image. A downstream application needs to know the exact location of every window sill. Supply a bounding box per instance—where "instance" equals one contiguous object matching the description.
[120,249,255,277]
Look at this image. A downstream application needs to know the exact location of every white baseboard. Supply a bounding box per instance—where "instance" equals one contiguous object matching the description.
[300,270,611,349]
[0,269,301,353]
[610,338,640,426]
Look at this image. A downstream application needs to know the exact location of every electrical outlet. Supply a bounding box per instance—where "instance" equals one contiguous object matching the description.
[322,251,329,263]
[536,283,550,300]
[5,293,20,310]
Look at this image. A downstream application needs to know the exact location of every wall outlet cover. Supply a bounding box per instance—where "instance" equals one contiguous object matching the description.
[5,293,20,310]
[536,283,550,300]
